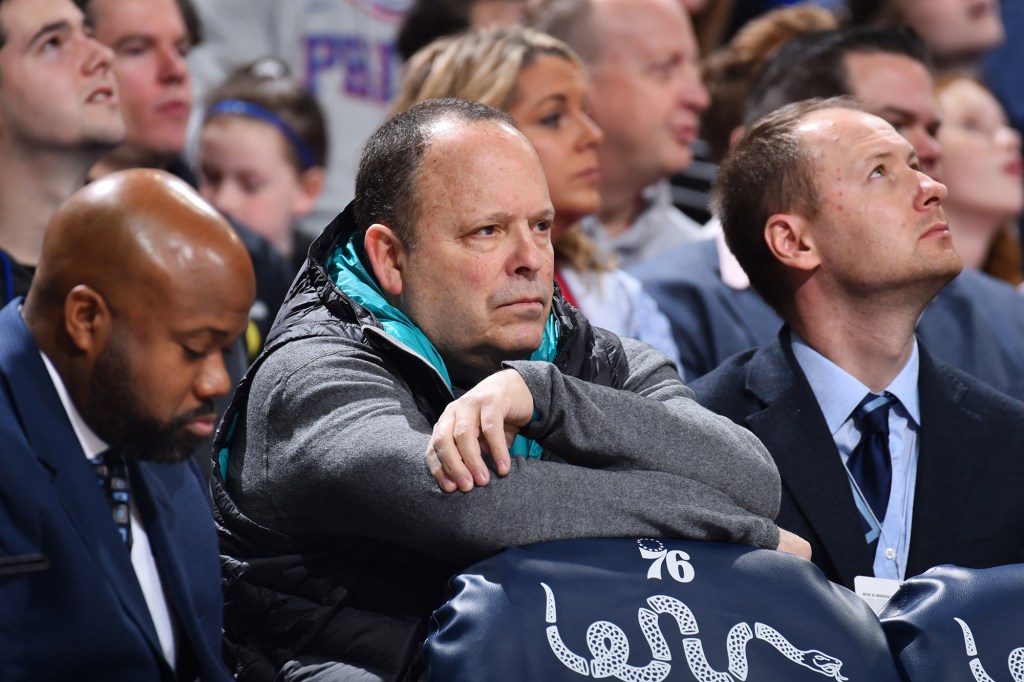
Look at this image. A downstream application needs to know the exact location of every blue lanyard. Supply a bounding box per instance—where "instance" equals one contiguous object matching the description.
[0,251,13,305]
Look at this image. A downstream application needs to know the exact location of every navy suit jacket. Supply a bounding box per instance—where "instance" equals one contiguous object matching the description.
[692,329,1024,590]
[629,238,781,381]
[632,239,1024,402]
[0,301,229,680]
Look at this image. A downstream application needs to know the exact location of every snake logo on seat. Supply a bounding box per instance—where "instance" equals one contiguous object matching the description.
[541,583,848,682]
[955,617,1024,682]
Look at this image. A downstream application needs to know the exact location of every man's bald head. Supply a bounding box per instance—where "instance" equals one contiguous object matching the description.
[28,168,253,318]
[25,169,255,464]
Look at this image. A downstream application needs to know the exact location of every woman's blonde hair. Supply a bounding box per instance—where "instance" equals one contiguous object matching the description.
[392,26,611,272]
[393,26,578,115]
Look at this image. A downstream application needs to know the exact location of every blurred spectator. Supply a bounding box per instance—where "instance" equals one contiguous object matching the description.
[531,0,712,267]
[199,58,327,272]
[701,4,839,165]
[670,2,843,224]
[983,1,1024,139]
[632,4,838,380]
[935,74,1024,288]
[469,0,530,24]
[187,0,409,234]
[77,0,293,352]
[0,0,123,306]
[638,25,1024,403]
[80,0,194,178]
[846,0,1004,70]
[393,27,682,369]
[745,25,942,178]
[708,0,843,52]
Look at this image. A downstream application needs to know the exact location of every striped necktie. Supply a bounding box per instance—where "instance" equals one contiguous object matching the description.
[848,392,896,526]
[89,450,132,550]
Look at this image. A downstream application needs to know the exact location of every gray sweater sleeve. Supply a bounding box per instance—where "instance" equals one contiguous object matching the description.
[235,334,780,566]
[505,337,780,521]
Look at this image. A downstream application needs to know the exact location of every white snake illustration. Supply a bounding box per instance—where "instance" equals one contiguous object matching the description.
[954,617,1024,682]
[541,582,848,681]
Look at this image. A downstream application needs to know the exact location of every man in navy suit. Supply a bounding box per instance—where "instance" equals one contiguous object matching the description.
[0,168,255,679]
[692,98,1024,590]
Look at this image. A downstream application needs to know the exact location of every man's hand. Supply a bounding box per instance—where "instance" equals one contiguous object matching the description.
[776,528,812,560]
[427,369,535,493]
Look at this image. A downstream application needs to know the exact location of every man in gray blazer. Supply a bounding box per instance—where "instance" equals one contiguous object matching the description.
[692,97,1024,589]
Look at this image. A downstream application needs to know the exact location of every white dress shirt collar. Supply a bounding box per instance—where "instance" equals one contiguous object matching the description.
[38,351,108,460]
[790,332,921,432]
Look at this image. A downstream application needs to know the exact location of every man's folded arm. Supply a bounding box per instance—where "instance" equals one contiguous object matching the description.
[239,336,780,565]
[505,337,780,520]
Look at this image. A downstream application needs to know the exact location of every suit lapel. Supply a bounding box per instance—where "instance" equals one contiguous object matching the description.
[743,334,874,587]
[0,305,165,661]
[133,461,214,675]
[906,349,979,576]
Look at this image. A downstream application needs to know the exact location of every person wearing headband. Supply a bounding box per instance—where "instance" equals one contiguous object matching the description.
[198,58,327,270]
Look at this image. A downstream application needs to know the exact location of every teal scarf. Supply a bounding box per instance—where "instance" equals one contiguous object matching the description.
[328,234,558,459]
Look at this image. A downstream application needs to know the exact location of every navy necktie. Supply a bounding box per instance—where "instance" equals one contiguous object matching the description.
[90,450,133,550]
[848,392,896,524]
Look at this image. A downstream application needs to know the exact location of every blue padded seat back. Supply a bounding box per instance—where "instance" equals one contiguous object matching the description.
[427,538,900,681]
[879,563,1024,682]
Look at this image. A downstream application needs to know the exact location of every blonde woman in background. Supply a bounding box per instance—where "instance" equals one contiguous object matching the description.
[935,74,1024,289]
[392,26,683,371]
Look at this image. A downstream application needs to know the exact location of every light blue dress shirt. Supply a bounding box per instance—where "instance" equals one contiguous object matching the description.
[791,334,921,580]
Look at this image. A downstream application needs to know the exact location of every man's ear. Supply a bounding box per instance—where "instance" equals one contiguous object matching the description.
[63,285,111,358]
[364,224,406,296]
[765,213,820,272]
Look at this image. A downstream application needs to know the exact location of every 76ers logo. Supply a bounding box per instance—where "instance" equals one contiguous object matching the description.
[639,539,696,583]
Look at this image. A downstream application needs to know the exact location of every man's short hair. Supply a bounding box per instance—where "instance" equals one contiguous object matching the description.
[744,24,931,126]
[74,0,203,45]
[354,97,515,248]
[711,97,861,312]
[846,0,902,26]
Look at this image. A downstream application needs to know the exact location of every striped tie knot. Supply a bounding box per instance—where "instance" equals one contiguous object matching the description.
[853,392,895,436]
